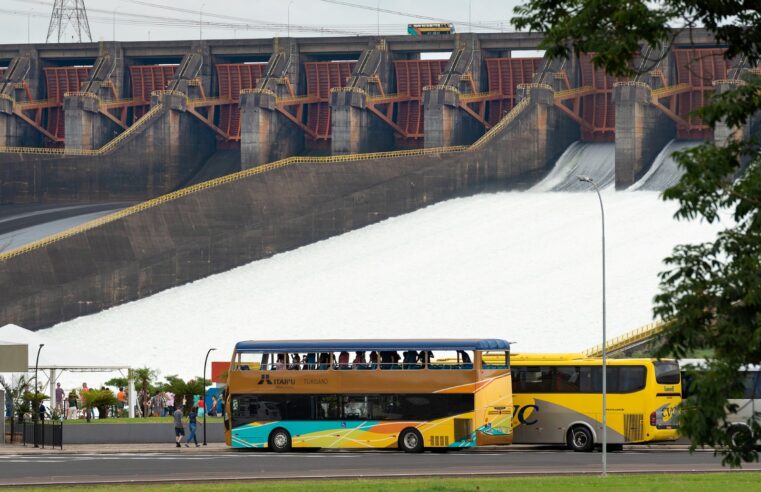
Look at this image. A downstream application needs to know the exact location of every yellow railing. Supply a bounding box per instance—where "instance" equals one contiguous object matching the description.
[651,83,691,99]
[151,89,186,98]
[611,81,650,89]
[554,85,595,99]
[422,84,460,94]
[0,143,467,262]
[0,84,540,261]
[63,91,101,101]
[0,104,164,157]
[469,96,530,151]
[240,88,276,97]
[459,91,501,102]
[582,320,668,357]
[330,86,367,95]
[366,92,408,103]
[712,79,747,87]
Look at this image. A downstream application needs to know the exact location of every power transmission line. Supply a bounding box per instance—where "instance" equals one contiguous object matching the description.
[46,0,92,42]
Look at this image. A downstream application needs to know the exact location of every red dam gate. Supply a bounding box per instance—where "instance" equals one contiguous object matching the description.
[485,57,542,125]
[216,63,266,140]
[43,66,91,142]
[129,65,177,120]
[304,61,355,139]
[578,54,616,142]
[393,59,447,139]
[673,48,730,140]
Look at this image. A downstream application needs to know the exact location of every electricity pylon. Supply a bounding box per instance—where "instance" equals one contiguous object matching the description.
[46,0,93,43]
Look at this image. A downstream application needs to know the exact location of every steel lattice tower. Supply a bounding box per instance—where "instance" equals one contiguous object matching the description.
[46,0,93,43]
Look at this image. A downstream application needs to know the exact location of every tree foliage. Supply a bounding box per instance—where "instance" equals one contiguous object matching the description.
[81,389,118,420]
[159,375,210,415]
[512,0,761,467]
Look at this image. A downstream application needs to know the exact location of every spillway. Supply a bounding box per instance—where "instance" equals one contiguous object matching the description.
[16,190,724,383]
[630,140,701,191]
[532,142,616,191]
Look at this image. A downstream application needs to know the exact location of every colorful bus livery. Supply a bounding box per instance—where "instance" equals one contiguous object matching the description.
[407,23,455,36]
[224,339,512,452]
[509,354,681,451]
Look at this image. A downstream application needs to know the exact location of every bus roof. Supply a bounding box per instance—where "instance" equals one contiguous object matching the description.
[234,339,509,353]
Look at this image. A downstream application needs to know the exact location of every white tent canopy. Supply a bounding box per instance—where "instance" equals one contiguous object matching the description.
[0,324,134,417]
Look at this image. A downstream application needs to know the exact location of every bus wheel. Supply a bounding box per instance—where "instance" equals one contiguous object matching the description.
[268,428,292,453]
[399,428,424,453]
[728,425,754,453]
[567,426,594,452]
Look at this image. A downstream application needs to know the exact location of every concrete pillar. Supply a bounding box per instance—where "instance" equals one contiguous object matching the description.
[64,93,104,152]
[713,79,748,146]
[0,389,4,443]
[423,87,481,148]
[0,96,23,147]
[48,368,56,413]
[613,82,675,189]
[128,370,135,418]
[330,88,393,155]
[240,89,303,169]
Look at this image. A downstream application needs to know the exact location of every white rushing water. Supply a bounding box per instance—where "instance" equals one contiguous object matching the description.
[630,140,701,192]
[532,142,616,192]
[0,189,723,386]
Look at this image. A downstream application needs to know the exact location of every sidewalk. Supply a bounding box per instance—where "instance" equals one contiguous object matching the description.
[0,442,230,455]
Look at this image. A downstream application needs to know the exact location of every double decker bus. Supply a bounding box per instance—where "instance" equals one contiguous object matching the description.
[407,23,455,36]
[224,339,512,452]
[508,354,681,451]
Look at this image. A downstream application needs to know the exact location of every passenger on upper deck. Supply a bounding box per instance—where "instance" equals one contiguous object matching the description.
[274,354,286,371]
[403,350,419,369]
[305,353,317,370]
[338,351,350,369]
[288,354,301,370]
[352,351,366,369]
[319,353,330,370]
[368,351,378,369]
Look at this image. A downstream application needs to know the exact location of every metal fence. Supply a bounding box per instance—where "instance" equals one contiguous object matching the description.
[6,419,64,449]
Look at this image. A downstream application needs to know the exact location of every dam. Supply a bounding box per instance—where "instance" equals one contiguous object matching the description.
[0,29,757,330]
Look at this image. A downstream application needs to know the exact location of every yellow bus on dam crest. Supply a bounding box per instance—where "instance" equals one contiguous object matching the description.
[224,339,513,452]
[508,353,682,451]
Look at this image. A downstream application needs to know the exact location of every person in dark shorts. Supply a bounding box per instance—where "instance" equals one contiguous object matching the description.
[173,405,185,448]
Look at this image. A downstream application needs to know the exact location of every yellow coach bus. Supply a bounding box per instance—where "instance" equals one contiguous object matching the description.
[224,339,512,452]
[509,354,681,451]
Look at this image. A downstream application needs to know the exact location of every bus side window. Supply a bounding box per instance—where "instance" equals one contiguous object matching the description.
[554,366,580,393]
[754,371,761,399]
[742,371,757,399]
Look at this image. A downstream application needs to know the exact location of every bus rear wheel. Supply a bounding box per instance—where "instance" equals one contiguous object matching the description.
[567,425,594,452]
[728,425,754,453]
[268,428,292,453]
[399,428,424,453]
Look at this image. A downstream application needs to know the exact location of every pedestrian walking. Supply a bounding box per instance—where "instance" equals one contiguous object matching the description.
[185,406,201,447]
[173,405,185,448]
[54,383,64,414]
[117,387,126,416]
[165,392,175,417]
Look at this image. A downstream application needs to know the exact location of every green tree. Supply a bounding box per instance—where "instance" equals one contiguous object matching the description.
[81,389,118,420]
[512,0,761,467]
[160,376,210,415]
[0,375,31,421]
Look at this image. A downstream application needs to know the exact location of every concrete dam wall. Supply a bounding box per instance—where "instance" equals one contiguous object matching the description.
[0,86,578,330]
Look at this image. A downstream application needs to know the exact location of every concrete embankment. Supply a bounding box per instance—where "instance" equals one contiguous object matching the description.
[0,86,578,330]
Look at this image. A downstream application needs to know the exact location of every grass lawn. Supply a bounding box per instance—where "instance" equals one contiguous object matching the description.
[61,416,224,424]
[16,473,761,491]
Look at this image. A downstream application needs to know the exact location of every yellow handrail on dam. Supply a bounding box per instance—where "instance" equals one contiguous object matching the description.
[582,320,669,357]
[0,104,164,156]
[0,84,537,262]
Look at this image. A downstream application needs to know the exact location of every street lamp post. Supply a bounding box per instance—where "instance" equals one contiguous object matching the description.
[33,343,44,448]
[202,347,217,446]
[577,175,607,476]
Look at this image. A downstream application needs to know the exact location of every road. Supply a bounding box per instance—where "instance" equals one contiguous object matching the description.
[2,448,759,486]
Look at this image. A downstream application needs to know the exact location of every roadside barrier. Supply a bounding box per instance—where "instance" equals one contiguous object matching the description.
[19,419,63,449]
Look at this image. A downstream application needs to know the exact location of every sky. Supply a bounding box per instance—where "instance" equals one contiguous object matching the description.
[1,0,523,45]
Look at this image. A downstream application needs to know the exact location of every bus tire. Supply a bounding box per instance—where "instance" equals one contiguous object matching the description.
[727,425,754,453]
[268,428,292,453]
[399,428,424,453]
[567,425,594,452]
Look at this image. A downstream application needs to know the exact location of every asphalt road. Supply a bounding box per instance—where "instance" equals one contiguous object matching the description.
[2,448,759,486]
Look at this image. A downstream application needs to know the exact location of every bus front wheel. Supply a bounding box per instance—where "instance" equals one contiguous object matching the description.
[567,425,594,452]
[727,425,754,453]
[268,428,292,453]
[399,428,424,453]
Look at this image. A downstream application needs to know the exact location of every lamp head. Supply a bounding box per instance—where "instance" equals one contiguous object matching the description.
[577,175,593,183]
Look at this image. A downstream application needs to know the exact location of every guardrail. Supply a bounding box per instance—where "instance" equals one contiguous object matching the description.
[651,83,691,99]
[0,103,164,157]
[582,320,668,357]
[554,85,596,99]
[20,419,63,449]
